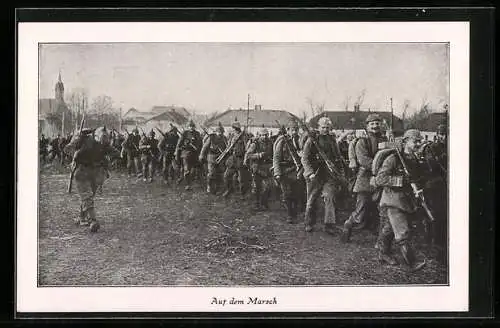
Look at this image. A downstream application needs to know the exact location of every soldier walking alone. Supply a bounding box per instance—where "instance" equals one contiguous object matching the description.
[64,127,111,233]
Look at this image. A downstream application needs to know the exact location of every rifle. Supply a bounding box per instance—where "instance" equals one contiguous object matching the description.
[122,128,140,152]
[300,122,348,188]
[155,126,167,138]
[215,130,244,165]
[382,121,436,223]
[67,114,85,193]
[275,120,303,177]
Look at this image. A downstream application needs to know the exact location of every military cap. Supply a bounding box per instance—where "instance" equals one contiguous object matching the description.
[148,130,155,137]
[188,120,196,128]
[232,121,241,129]
[365,113,382,124]
[318,117,332,128]
[132,128,139,134]
[403,129,422,140]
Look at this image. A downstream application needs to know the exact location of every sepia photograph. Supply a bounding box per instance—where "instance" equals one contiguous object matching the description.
[17,21,469,313]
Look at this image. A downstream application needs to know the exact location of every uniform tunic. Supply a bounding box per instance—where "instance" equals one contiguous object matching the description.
[301,133,343,226]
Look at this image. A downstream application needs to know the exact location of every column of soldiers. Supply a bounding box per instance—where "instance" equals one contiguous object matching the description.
[44,115,448,272]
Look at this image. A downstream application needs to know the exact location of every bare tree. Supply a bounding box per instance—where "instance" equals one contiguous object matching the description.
[402,99,411,129]
[65,88,89,132]
[306,97,325,117]
[353,89,366,111]
[301,110,308,123]
[341,95,351,111]
[91,95,114,113]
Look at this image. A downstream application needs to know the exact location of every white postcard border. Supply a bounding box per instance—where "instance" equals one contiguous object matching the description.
[17,21,469,313]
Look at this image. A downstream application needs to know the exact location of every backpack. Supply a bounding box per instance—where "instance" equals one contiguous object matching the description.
[347,137,360,169]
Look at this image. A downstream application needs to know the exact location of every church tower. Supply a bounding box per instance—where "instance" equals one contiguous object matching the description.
[55,71,64,103]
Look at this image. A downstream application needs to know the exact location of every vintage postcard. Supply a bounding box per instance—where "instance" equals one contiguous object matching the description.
[17,21,469,313]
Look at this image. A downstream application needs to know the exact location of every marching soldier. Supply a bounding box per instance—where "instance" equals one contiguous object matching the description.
[301,117,345,234]
[64,128,110,233]
[199,124,227,194]
[49,134,62,163]
[341,114,387,243]
[222,121,248,198]
[419,123,448,262]
[139,130,159,183]
[175,120,202,190]
[372,129,426,270]
[245,128,274,210]
[158,125,180,184]
[273,119,304,223]
[39,134,49,164]
[121,128,141,177]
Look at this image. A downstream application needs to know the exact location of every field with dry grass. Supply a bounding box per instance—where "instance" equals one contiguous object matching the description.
[38,164,448,286]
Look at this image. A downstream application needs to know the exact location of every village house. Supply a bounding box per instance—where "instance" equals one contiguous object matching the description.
[38,73,71,137]
[121,105,191,134]
[309,107,404,138]
[406,111,448,140]
[203,105,300,136]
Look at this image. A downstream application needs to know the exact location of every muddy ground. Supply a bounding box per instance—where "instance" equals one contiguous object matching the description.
[38,164,448,286]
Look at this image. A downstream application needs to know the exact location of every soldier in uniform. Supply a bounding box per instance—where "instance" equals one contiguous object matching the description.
[121,128,141,177]
[175,120,202,190]
[273,119,304,223]
[39,134,49,164]
[341,113,387,243]
[64,128,110,233]
[301,117,345,234]
[158,125,180,184]
[245,128,274,210]
[419,123,448,262]
[199,124,227,194]
[372,129,426,270]
[49,134,62,163]
[139,130,159,183]
[222,121,248,198]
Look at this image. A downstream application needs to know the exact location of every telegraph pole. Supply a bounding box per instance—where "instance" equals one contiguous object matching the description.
[390,97,394,130]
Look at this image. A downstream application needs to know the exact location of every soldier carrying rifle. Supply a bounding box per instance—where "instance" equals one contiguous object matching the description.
[139,129,159,183]
[371,129,430,271]
[273,118,304,223]
[175,120,202,191]
[121,128,141,177]
[156,125,180,185]
[244,127,274,211]
[199,123,227,194]
[64,117,109,233]
[301,117,347,234]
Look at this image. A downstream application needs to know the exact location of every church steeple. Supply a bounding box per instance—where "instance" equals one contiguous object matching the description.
[55,70,64,102]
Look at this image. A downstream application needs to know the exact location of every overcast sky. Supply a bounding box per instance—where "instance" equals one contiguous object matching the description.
[39,43,449,117]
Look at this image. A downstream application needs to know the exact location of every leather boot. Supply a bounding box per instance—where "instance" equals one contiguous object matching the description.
[399,241,426,271]
[222,179,232,198]
[340,219,353,243]
[89,219,100,233]
[378,233,397,265]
